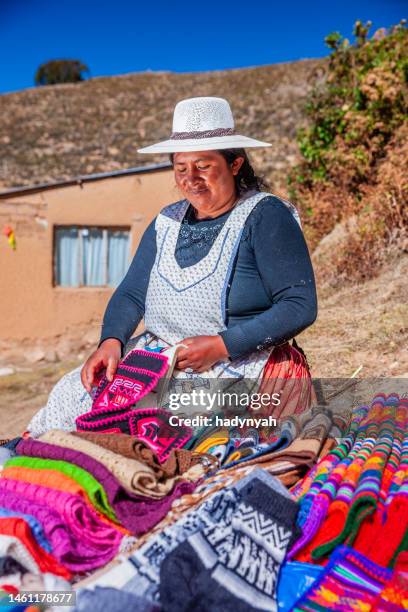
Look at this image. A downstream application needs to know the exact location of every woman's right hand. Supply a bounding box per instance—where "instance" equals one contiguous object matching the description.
[80,338,122,393]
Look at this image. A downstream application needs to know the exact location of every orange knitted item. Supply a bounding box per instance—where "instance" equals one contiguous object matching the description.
[1,465,129,536]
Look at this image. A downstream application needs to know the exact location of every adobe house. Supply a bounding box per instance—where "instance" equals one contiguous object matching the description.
[0,163,174,360]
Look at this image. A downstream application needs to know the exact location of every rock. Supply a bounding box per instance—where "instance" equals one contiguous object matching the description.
[0,366,15,376]
[55,338,73,360]
[26,348,46,363]
[83,327,100,346]
[45,349,59,363]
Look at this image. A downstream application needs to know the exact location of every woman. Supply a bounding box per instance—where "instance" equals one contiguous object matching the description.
[28,97,317,436]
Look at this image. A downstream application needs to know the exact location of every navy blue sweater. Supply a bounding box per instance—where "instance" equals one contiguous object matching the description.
[100,195,317,360]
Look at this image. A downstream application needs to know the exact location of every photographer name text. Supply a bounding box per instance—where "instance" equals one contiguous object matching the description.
[168,415,277,428]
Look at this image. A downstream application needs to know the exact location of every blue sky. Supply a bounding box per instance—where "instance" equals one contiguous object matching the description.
[1,0,406,94]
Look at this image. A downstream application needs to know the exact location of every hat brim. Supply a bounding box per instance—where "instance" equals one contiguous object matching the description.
[137,134,272,154]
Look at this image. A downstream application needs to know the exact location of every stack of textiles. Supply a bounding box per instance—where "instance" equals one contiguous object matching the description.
[69,393,407,611]
[73,469,306,611]
[0,427,212,597]
[2,346,408,612]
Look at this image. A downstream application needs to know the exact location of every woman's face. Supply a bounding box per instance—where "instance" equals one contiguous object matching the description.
[173,150,244,218]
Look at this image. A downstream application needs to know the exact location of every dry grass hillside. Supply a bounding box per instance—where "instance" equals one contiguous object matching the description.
[0,60,323,193]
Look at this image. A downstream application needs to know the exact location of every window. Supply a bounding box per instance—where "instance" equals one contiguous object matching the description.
[54,226,131,287]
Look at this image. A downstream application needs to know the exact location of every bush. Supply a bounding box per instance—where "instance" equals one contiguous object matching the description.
[35,60,90,86]
[289,19,408,257]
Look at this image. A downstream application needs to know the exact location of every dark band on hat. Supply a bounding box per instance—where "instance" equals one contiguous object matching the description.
[170,127,235,140]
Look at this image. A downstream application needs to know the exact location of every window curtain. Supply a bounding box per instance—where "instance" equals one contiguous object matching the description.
[82,229,105,286]
[55,228,79,286]
[108,230,130,287]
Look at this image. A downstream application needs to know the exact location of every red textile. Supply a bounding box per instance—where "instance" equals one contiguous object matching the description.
[253,341,314,419]
[0,516,71,579]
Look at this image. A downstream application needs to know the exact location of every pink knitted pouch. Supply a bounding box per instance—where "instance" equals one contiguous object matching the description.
[92,349,168,410]
[76,408,192,461]
[128,408,192,462]
[76,405,133,433]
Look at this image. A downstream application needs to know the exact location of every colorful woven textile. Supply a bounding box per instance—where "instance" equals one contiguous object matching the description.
[311,397,398,560]
[352,399,407,561]
[290,394,408,565]
[372,570,408,610]
[292,546,392,611]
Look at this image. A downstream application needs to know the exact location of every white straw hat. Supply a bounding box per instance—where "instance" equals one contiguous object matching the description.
[137,97,272,153]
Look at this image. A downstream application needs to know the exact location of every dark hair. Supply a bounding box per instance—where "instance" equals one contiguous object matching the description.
[169,148,269,195]
[218,149,269,195]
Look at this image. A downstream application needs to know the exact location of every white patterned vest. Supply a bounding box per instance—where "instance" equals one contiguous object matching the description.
[145,191,283,381]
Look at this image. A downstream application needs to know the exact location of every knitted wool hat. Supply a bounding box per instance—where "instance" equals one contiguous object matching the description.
[138,97,272,153]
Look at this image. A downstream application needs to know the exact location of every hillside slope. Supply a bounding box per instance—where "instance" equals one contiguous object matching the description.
[0,60,323,192]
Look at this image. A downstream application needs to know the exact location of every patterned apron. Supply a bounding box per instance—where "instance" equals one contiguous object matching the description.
[125,191,292,410]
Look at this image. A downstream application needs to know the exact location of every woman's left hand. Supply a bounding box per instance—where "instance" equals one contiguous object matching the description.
[176,335,229,373]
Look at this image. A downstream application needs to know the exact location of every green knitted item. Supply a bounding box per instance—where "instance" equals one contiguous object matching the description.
[5,455,119,523]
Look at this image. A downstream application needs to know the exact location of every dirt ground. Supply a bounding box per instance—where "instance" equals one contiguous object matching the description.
[1,256,407,440]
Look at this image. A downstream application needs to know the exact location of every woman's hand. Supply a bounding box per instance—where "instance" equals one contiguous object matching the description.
[176,335,229,373]
[80,338,122,392]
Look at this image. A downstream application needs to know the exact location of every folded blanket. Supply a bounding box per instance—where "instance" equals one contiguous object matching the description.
[40,430,202,499]
[1,465,127,535]
[73,431,215,478]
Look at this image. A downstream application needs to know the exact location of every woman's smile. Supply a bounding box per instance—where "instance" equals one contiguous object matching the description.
[173,150,244,219]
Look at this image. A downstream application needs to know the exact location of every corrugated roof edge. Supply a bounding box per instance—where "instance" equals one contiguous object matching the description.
[0,162,172,199]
